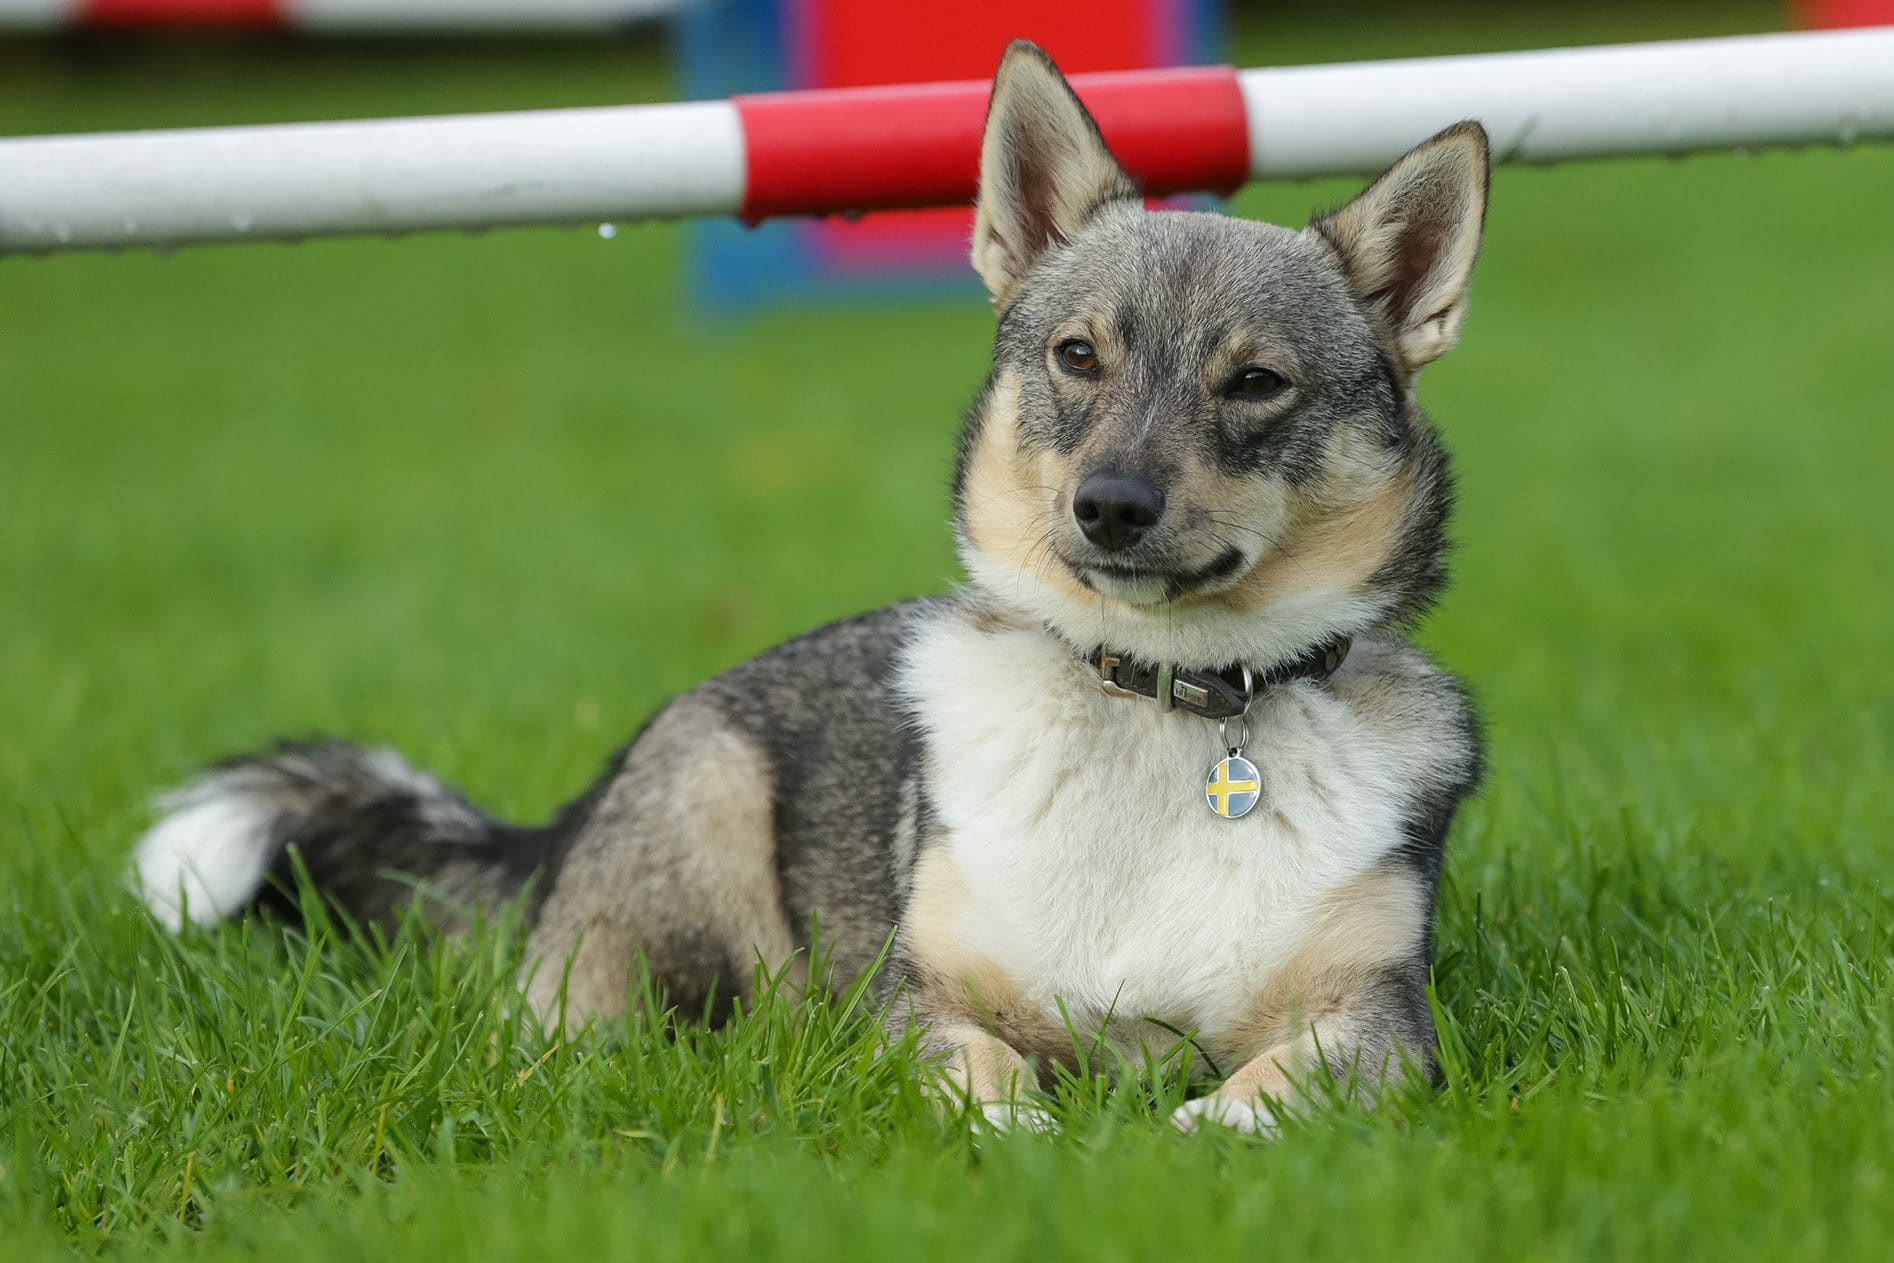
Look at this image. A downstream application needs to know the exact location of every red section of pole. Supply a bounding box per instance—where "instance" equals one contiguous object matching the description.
[80,0,284,25]
[736,65,1249,222]
[1793,1,1894,28]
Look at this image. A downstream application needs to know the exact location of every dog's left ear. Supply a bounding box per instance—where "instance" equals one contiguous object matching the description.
[1311,121,1490,376]
[972,41,1139,310]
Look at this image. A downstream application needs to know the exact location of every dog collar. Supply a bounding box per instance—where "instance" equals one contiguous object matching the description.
[1086,636,1351,720]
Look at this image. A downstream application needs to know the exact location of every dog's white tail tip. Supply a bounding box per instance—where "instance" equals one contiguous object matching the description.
[130,783,279,931]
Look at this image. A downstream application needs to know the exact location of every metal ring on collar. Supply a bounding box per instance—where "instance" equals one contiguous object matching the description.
[1218,713,1249,756]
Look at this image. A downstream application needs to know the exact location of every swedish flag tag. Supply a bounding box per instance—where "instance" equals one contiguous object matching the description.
[1204,753,1262,819]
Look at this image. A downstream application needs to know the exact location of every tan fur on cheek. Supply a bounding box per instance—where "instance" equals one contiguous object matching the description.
[957,373,1096,607]
[1214,455,1419,617]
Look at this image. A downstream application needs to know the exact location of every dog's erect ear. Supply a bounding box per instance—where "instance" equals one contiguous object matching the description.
[972,41,1139,309]
[1311,121,1490,376]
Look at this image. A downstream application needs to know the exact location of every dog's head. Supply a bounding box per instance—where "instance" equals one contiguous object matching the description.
[954,42,1488,667]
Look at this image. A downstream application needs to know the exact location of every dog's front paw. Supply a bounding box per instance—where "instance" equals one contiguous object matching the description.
[977,1101,1059,1134]
[1171,1095,1280,1138]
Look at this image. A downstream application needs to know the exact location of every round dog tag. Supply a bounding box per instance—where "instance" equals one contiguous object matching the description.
[1204,753,1262,819]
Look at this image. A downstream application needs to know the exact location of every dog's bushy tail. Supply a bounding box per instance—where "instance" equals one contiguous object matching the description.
[131,738,548,933]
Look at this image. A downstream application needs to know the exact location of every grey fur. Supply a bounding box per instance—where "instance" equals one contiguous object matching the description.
[522,602,934,1025]
[231,739,551,931]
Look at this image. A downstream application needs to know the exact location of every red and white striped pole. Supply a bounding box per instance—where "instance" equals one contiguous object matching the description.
[1,28,1890,255]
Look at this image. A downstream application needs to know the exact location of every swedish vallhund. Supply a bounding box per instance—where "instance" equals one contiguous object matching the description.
[134,42,1487,1135]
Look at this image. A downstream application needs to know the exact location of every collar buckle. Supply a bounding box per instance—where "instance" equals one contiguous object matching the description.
[1095,652,1142,701]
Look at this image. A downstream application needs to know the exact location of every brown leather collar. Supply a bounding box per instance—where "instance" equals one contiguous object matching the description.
[1085,636,1351,720]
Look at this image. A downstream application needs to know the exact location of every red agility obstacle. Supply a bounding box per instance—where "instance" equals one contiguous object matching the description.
[734,67,1248,222]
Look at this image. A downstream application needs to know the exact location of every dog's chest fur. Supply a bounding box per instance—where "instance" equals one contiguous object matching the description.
[898,609,1432,1058]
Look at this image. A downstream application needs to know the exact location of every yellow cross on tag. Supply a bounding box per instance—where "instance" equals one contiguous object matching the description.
[1204,755,1262,819]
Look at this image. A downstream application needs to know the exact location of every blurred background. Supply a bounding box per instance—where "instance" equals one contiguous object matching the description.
[0,0,1889,873]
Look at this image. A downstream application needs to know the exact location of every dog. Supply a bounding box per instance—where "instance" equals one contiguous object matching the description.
[132,42,1487,1135]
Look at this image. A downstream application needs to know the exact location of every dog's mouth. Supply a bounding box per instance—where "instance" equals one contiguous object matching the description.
[1065,546,1248,605]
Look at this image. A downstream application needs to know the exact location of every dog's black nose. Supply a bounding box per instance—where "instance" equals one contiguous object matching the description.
[1073,474,1165,552]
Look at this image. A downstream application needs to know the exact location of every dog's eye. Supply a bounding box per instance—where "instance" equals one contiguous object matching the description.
[1057,340,1100,375]
[1230,367,1288,400]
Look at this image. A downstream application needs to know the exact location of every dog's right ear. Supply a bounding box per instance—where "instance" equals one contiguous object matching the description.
[972,41,1138,311]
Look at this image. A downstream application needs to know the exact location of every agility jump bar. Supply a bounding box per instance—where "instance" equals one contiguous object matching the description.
[1,28,1890,256]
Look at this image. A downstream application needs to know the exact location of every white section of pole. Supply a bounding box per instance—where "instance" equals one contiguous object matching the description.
[0,0,80,29]
[285,0,684,32]
[0,101,746,253]
[0,0,685,29]
[1239,28,1894,178]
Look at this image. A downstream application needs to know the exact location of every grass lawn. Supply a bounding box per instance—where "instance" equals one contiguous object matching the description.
[3,5,1891,1258]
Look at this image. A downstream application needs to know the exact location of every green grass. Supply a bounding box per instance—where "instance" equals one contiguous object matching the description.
[4,6,1893,1258]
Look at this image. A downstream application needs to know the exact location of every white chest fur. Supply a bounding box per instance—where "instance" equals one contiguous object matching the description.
[898,615,1420,1055]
